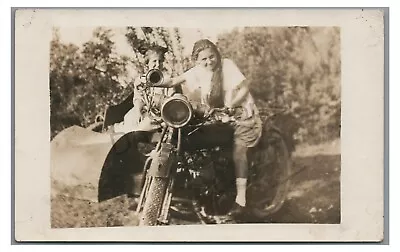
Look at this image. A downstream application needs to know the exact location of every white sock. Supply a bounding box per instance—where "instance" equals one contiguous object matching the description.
[235,178,247,207]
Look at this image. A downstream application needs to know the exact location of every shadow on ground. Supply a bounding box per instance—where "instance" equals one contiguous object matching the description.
[264,154,341,224]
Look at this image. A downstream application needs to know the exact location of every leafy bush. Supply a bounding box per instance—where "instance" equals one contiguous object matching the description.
[50,28,132,138]
[217,27,340,145]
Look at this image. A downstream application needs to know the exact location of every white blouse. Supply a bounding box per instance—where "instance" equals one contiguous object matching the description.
[182,58,259,118]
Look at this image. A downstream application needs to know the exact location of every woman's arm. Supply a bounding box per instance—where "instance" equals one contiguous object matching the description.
[226,79,250,108]
[154,74,186,88]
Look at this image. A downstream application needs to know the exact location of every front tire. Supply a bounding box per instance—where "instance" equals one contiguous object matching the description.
[139,176,169,226]
[138,143,175,226]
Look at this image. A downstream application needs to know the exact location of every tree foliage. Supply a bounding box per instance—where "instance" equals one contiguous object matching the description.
[217,27,341,144]
[124,27,191,76]
[50,28,131,138]
[50,26,340,145]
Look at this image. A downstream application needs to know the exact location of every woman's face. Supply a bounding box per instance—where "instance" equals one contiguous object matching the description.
[147,52,163,69]
[196,48,218,72]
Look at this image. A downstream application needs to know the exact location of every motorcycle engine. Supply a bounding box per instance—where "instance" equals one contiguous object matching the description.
[184,149,216,190]
[176,147,235,215]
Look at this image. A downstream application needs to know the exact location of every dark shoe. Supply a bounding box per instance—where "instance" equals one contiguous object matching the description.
[227,203,246,218]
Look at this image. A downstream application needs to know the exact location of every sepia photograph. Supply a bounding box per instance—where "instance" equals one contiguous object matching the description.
[14,8,384,242]
[49,25,341,228]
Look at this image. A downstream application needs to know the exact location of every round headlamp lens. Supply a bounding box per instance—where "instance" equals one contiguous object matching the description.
[162,100,191,127]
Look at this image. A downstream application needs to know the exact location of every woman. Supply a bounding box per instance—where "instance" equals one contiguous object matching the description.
[155,39,263,217]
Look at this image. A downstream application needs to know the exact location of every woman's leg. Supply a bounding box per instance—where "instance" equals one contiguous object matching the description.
[228,117,262,215]
[232,143,248,207]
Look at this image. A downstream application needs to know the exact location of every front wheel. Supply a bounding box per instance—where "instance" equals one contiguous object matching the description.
[137,143,175,226]
[139,177,169,226]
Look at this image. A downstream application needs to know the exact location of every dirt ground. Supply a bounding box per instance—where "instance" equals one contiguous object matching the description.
[51,139,341,228]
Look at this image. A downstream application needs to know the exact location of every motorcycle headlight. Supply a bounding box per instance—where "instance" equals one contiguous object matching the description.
[161,94,193,128]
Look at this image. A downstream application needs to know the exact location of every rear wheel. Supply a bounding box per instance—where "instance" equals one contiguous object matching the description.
[246,130,292,219]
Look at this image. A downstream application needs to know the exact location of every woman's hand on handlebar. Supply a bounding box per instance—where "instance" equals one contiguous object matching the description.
[206,107,235,117]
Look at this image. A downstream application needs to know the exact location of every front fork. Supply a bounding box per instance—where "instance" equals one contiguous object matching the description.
[158,173,176,224]
[136,127,179,224]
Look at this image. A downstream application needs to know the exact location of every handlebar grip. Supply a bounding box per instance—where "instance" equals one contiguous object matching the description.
[208,107,237,117]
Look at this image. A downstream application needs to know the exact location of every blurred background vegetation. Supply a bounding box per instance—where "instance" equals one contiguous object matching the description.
[50,26,340,146]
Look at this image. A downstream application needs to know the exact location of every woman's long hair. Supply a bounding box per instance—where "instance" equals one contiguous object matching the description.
[191,39,224,108]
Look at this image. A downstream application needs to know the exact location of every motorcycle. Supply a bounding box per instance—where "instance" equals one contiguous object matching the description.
[127,69,294,226]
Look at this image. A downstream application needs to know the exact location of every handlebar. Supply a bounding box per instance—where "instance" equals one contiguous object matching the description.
[204,107,237,118]
[190,107,240,128]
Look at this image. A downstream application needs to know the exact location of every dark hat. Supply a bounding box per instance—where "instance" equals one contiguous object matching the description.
[137,43,168,56]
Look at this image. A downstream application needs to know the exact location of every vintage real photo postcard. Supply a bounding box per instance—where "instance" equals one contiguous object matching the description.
[14,8,385,242]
